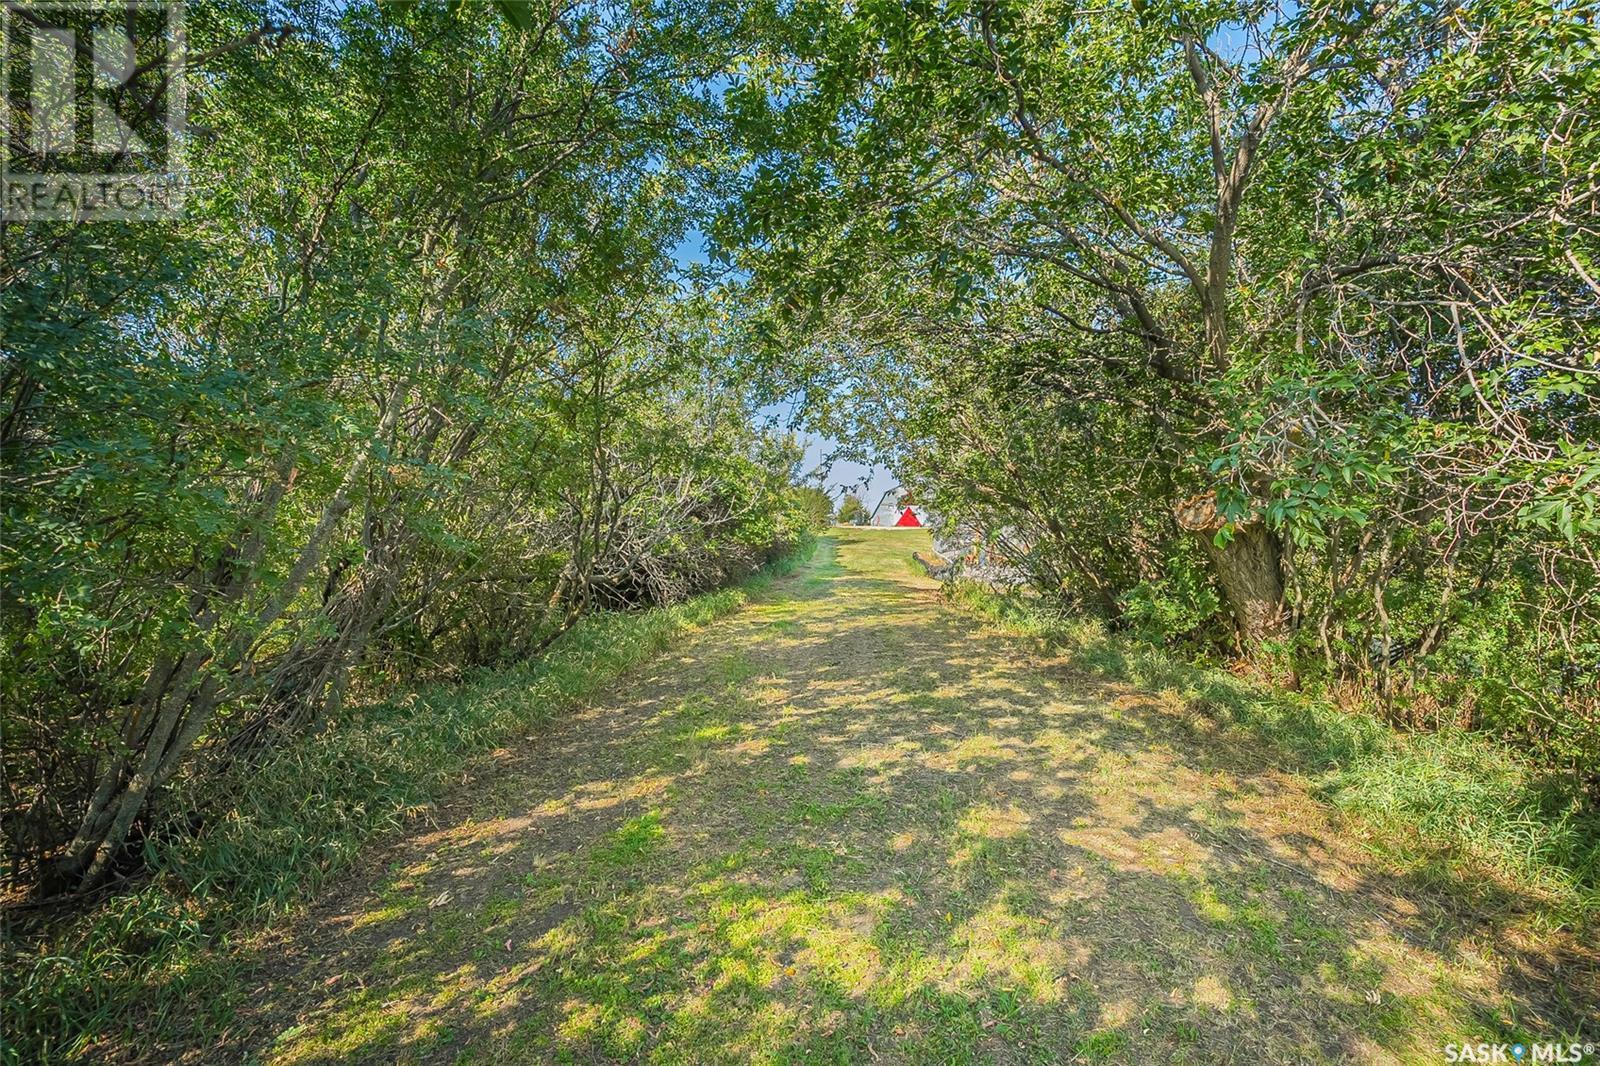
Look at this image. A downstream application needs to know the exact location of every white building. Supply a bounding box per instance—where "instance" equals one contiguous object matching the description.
[869,487,928,527]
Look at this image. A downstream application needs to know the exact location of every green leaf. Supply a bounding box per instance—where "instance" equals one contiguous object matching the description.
[493,1,538,31]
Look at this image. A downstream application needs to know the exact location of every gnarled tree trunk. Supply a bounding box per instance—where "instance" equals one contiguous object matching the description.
[1175,492,1289,649]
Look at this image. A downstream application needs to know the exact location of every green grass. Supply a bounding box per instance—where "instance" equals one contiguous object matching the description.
[13,531,1593,1064]
[592,812,667,870]
[0,540,817,1065]
[941,580,1600,934]
[1076,1028,1131,1059]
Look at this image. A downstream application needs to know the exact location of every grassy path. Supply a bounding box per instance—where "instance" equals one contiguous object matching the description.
[191,531,1574,1063]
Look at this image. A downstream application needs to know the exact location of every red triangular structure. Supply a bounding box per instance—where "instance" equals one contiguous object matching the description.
[894,507,921,527]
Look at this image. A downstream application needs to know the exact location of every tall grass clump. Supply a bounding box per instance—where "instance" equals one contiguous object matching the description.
[943,580,1600,932]
[1,541,814,1064]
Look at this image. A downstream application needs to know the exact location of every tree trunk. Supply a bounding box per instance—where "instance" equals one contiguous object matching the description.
[1174,492,1288,648]
[57,384,407,892]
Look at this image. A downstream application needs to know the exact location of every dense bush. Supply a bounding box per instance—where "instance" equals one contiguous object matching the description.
[728,0,1600,807]
[0,1,815,903]
[2,555,814,1063]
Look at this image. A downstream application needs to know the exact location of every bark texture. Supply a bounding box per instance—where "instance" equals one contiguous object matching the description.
[1175,492,1289,648]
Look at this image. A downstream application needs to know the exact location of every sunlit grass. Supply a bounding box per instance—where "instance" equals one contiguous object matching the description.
[2,543,819,1064]
[943,580,1600,932]
[23,529,1594,1063]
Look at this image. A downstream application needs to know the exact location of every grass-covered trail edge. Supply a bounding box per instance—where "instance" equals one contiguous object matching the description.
[9,530,1597,1064]
[1,543,819,1064]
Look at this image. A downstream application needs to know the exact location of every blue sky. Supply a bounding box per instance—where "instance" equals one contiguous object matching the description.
[767,402,898,506]
[675,231,897,508]
[805,439,898,508]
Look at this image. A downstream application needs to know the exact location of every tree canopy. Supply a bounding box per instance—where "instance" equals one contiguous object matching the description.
[722,0,1599,792]
[2,0,821,897]
[2,0,1596,916]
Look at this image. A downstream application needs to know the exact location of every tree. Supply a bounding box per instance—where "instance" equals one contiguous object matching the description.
[734,0,1595,638]
[0,0,794,897]
[788,486,837,530]
[723,0,1598,785]
[836,494,870,525]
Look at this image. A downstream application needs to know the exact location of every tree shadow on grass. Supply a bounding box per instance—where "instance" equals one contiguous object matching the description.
[153,531,1597,1064]
[1001,613,1600,1040]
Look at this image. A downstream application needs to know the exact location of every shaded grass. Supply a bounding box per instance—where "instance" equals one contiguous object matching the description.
[942,580,1600,935]
[104,528,1581,1063]
[0,541,817,1065]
